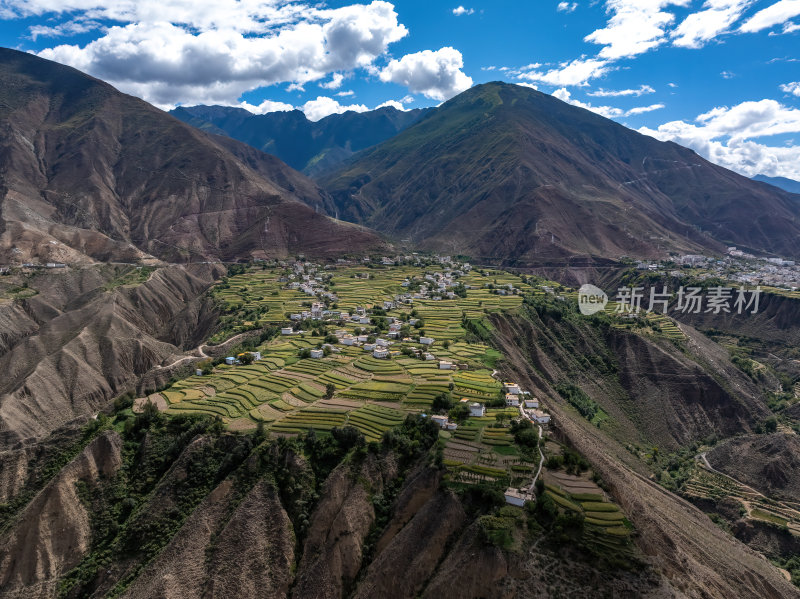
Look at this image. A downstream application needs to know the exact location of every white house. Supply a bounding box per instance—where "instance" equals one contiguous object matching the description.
[359,316,371,324]
[523,398,539,409]
[363,343,376,351]
[423,352,435,361]
[505,394,520,407]
[469,403,486,417]
[376,338,389,347]
[310,349,324,359]
[532,410,551,424]
[430,415,449,428]
[419,336,434,345]
[281,327,293,335]
[339,335,356,346]
[195,369,204,376]
[439,360,455,370]
[503,382,521,395]
[225,357,236,365]
[504,488,532,507]
[373,348,389,359]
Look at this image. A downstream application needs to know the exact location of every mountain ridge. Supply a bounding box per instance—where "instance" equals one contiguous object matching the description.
[321,82,800,262]
[0,47,385,265]
[170,104,432,177]
[753,174,800,194]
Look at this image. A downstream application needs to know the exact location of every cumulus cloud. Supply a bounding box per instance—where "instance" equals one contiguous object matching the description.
[740,0,800,32]
[452,6,474,15]
[239,99,295,114]
[300,96,369,121]
[32,1,408,108]
[7,0,319,34]
[639,99,800,178]
[320,73,345,90]
[585,0,690,60]
[588,84,655,97]
[552,87,664,118]
[781,81,800,96]
[672,0,755,48]
[379,47,472,100]
[557,2,578,13]
[517,58,611,87]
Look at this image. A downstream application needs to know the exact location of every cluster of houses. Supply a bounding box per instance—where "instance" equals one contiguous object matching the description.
[504,381,551,424]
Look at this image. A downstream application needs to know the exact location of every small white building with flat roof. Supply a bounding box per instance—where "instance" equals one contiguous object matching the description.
[469,403,485,417]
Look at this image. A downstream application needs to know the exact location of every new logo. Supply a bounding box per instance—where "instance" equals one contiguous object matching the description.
[578,284,608,315]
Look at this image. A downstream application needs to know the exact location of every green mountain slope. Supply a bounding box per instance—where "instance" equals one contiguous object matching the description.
[322,82,800,263]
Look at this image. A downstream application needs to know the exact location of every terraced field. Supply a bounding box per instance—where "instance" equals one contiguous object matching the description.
[683,461,800,535]
[542,471,635,558]
[148,261,531,447]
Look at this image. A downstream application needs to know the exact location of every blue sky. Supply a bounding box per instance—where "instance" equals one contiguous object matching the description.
[0,1,799,178]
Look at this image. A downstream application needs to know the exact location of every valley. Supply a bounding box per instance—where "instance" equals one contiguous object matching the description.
[0,44,799,599]
[2,255,790,597]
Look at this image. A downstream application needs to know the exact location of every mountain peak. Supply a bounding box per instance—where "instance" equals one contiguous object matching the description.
[321,82,800,263]
[0,49,384,264]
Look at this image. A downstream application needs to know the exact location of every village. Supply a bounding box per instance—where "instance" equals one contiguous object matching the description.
[638,248,800,291]
[136,255,567,509]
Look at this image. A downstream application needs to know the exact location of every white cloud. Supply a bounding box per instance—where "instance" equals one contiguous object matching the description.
[780,81,800,96]
[740,0,800,32]
[721,70,736,78]
[376,99,406,110]
[639,99,800,178]
[319,73,345,90]
[7,0,321,34]
[239,99,295,114]
[29,18,99,40]
[552,87,665,118]
[626,103,666,115]
[585,0,691,60]
[781,20,800,32]
[516,82,539,90]
[379,47,472,100]
[557,2,578,13]
[672,0,755,48]
[588,84,655,97]
[300,96,369,121]
[32,1,408,108]
[452,6,474,15]
[517,57,611,87]
[336,90,355,96]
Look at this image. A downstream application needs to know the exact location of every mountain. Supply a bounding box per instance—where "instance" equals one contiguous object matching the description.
[753,174,800,194]
[0,48,383,265]
[170,104,431,176]
[322,82,800,263]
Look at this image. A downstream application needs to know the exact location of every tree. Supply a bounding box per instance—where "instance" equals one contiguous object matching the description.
[239,353,255,365]
[515,427,539,448]
[432,392,453,413]
[324,383,336,399]
[449,403,470,423]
